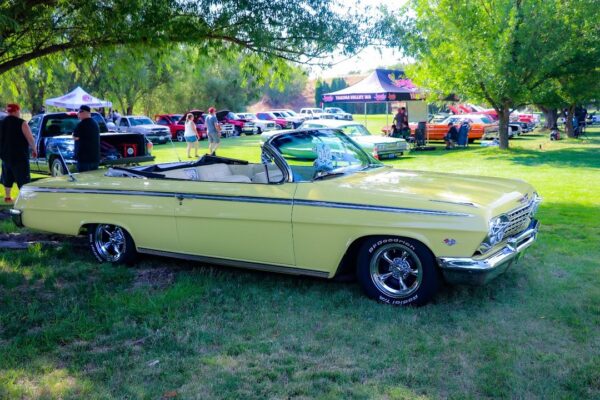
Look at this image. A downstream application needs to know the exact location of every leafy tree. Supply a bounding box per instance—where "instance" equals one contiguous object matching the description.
[391,0,600,148]
[263,67,308,108]
[0,0,375,78]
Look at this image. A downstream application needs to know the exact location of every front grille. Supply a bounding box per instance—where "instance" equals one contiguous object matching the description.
[505,202,534,237]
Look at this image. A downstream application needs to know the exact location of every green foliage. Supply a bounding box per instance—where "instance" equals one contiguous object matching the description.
[0,46,310,116]
[0,1,376,78]
[263,67,308,107]
[392,0,600,148]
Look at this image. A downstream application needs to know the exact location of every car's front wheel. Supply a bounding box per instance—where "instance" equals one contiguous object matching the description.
[88,224,137,264]
[176,131,185,142]
[50,157,66,177]
[255,127,262,135]
[357,237,440,306]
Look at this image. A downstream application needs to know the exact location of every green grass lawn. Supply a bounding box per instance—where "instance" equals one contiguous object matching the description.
[1,120,599,399]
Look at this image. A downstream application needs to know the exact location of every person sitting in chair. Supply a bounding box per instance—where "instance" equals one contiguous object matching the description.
[390,124,401,138]
[444,122,459,149]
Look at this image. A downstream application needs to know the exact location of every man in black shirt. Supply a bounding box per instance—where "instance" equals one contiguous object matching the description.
[444,122,459,149]
[73,105,100,172]
[0,103,37,203]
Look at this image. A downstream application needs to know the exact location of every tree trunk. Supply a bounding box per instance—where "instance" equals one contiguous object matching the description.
[565,105,575,137]
[126,105,133,115]
[539,105,558,130]
[497,106,511,150]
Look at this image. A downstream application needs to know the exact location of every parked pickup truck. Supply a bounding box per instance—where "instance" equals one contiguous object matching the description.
[155,111,207,142]
[27,112,155,176]
[115,115,171,144]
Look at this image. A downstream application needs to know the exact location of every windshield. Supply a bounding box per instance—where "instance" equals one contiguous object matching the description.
[325,108,342,113]
[43,114,107,136]
[269,129,381,181]
[130,117,154,126]
[227,112,240,120]
[340,124,370,137]
[479,116,493,123]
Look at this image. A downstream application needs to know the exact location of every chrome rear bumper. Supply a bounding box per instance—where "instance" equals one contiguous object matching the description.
[437,219,539,285]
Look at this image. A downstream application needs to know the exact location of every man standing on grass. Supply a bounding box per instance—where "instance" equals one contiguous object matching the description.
[73,105,100,172]
[205,107,221,156]
[0,103,37,203]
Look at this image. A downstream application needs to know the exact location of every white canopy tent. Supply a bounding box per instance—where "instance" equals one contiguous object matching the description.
[45,86,112,109]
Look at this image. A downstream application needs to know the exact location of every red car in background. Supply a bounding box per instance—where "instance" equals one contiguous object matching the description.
[155,111,207,142]
[255,112,293,129]
[216,110,255,135]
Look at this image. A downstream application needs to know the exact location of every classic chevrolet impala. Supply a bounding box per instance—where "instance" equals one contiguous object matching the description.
[11,129,541,306]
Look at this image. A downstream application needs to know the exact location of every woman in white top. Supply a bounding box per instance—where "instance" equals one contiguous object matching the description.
[184,113,199,158]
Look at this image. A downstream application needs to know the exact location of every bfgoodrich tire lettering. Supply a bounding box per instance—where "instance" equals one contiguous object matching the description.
[88,224,137,264]
[357,237,440,306]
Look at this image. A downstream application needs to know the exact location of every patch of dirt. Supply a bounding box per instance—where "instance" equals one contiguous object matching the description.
[131,267,175,290]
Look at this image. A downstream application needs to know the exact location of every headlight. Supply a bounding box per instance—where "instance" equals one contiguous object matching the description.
[478,214,509,253]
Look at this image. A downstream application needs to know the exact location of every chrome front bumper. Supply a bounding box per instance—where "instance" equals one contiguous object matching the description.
[437,219,540,285]
[10,208,23,227]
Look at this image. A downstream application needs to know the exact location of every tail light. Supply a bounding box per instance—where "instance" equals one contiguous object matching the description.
[146,141,153,155]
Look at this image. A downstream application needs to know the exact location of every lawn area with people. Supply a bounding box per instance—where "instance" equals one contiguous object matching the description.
[0,125,598,398]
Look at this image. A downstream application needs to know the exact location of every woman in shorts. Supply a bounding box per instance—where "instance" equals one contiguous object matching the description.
[184,113,199,158]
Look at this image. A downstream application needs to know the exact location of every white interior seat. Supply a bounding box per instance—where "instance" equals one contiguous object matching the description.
[196,164,251,183]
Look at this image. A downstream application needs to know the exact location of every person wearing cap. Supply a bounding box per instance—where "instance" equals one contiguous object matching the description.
[73,105,100,172]
[0,103,37,203]
[205,107,221,156]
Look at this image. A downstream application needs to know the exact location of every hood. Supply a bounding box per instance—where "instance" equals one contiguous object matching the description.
[318,167,534,216]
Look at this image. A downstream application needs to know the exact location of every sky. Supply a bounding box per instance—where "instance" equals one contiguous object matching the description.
[309,0,408,78]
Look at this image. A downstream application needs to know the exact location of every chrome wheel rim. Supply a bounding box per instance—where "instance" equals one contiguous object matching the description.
[94,224,126,262]
[177,131,184,142]
[52,160,64,176]
[370,243,423,298]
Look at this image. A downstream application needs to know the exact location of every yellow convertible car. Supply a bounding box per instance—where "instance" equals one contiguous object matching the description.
[11,129,541,306]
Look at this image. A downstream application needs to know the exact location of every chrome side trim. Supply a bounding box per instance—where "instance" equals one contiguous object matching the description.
[294,199,472,217]
[21,186,470,216]
[137,248,330,278]
[21,187,176,198]
[430,199,478,208]
[178,193,292,205]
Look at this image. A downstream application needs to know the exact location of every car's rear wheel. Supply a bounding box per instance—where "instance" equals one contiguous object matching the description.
[88,224,137,264]
[357,237,439,306]
[176,131,185,142]
[50,157,66,177]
